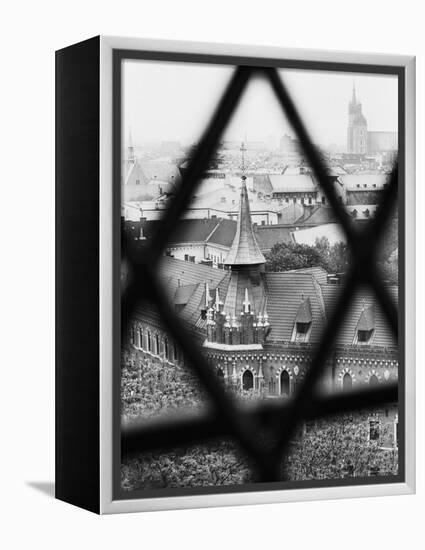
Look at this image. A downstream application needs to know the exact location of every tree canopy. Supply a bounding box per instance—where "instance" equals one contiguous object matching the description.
[264,237,350,274]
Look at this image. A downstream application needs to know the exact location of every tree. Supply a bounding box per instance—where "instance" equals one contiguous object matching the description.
[264,238,350,274]
[283,416,398,480]
[121,442,251,491]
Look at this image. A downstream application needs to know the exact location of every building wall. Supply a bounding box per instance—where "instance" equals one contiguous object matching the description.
[165,243,206,263]
[128,320,399,448]
[272,191,318,205]
[205,243,231,265]
[182,207,278,225]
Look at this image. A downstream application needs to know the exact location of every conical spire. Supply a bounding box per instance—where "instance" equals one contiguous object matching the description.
[224,143,265,267]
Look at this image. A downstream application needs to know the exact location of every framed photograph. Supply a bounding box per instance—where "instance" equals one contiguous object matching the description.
[56,36,415,514]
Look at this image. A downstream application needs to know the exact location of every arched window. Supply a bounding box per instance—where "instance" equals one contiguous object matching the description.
[147,331,152,352]
[343,372,352,392]
[217,368,224,381]
[164,338,169,360]
[155,334,160,355]
[129,326,135,345]
[369,374,379,387]
[242,370,254,391]
[280,370,290,397]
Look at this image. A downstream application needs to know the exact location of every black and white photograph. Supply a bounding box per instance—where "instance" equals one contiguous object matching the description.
[118,57,402,496]
[4,0,422,545]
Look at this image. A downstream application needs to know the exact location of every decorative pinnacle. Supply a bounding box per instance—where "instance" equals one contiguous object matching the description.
[243,287,251,313]
[215,287,223,311]
[205,281,211,308]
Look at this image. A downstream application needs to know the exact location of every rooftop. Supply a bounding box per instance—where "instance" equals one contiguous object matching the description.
[269,174,317,193]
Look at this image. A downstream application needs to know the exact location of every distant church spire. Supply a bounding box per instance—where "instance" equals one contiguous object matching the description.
[347,84,367,154]
[224,143,265,266]
[128,129,135,163]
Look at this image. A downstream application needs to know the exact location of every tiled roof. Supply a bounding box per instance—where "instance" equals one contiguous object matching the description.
[269,174,317,193]
[158,256,228,292]
[264,272,326,343]
[133,256,397,352]
[142,219,220,245]
[255,225,293,251]
[173,283,199,305]
[224,177,266,266]
[207,219,237,247]
[297,205,339,225]
[278,202,304,224]
[320,284,397,348]
[141,218,293,252]
[287,266,329,285]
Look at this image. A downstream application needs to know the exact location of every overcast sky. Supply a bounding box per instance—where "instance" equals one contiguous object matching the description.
[123,59,398,149]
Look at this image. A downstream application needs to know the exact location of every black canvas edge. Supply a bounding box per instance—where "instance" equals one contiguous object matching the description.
[55,35,101,514]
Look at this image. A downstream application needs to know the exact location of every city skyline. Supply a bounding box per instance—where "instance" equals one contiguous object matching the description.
[123,59,398,150]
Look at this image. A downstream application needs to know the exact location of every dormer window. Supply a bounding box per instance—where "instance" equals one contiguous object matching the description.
[354,303,375,345]
[296,322,310,335]
[357,329,373,343]
[292,297,312,343]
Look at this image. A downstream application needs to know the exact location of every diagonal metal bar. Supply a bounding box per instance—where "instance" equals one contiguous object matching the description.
[263,68,358,248]
[146,66,253,268]
[265,68,398,337]
[122,384,398,455]
[271,268,360,465]
[359,166,399,337]
[138,265,281,480]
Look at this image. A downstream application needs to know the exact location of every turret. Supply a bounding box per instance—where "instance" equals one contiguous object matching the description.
[224,144,266,268]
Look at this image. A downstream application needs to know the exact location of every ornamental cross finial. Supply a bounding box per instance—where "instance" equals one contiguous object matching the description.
[240,142,246,177]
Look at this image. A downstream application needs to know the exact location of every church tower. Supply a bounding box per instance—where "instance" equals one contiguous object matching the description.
[203,143,269,350]
[127,129,135,163]
[347,84,368,154]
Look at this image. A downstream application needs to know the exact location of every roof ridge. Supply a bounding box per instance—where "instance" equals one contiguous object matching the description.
[205,218,223,243]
